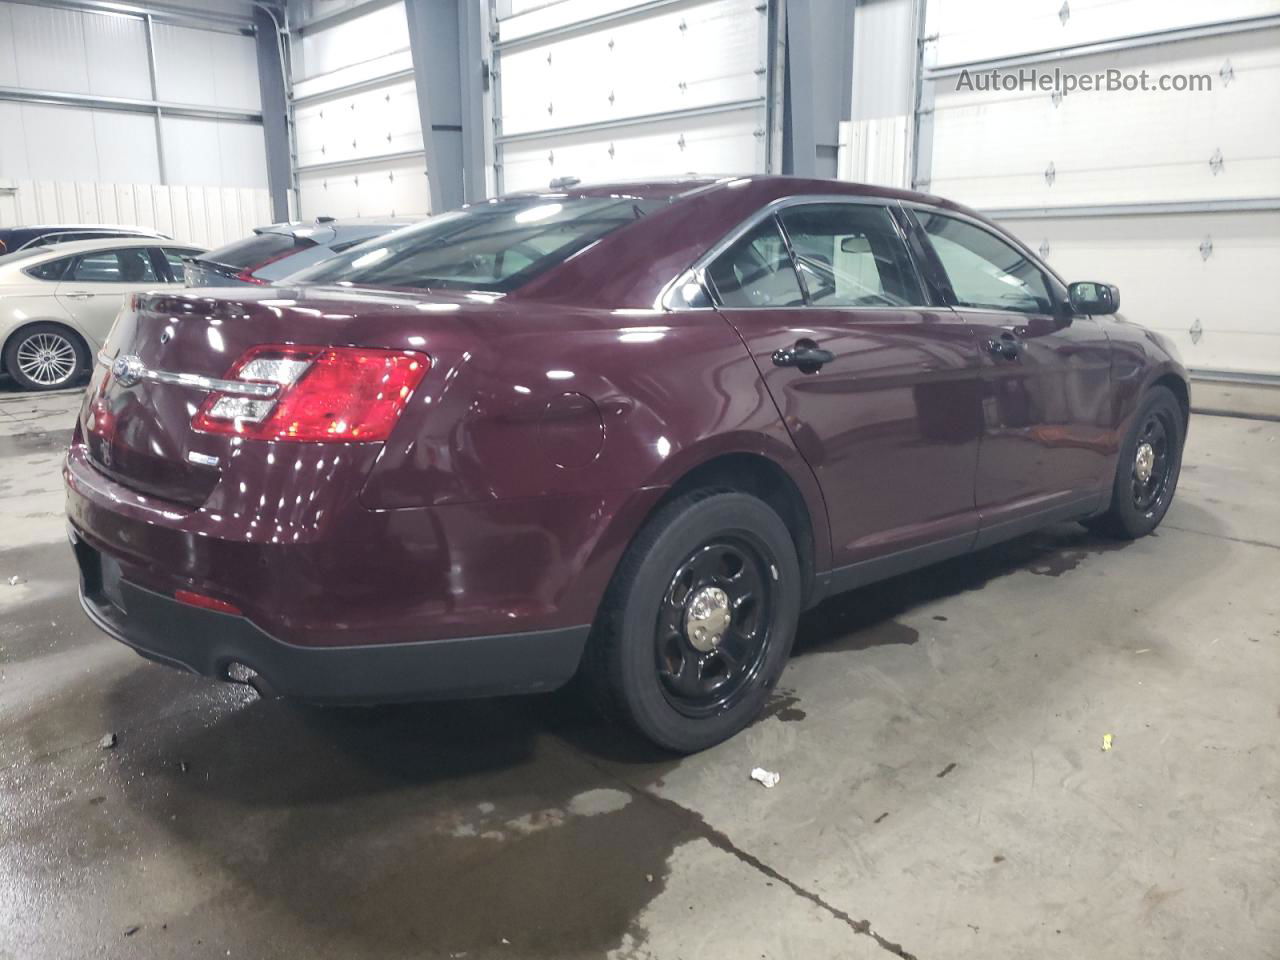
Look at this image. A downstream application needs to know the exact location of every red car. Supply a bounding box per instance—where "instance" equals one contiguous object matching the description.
[65,176,1188,752]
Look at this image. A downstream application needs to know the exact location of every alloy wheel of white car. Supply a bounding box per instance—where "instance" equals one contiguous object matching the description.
[14,331,80,387]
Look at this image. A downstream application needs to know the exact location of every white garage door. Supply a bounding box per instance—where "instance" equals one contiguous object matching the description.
[920,0,1280,379]
[289,0,431,219]
[491,0,775,194]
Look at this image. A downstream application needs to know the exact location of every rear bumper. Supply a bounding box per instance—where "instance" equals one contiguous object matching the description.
[73,533,589,702]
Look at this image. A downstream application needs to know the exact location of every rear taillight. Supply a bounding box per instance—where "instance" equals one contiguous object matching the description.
[192,344,429,442]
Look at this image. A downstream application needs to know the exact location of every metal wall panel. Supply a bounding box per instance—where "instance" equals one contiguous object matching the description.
[492,0,771,192]
[0,0,268,194]
[161,117,270,189]
[1003,211,1280,377]
[153,24,263,111]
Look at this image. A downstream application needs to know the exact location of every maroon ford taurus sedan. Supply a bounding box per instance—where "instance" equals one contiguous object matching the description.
[65,176,1188,752]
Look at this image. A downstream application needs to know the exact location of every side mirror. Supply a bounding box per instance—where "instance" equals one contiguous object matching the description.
[1068,281,1120,315]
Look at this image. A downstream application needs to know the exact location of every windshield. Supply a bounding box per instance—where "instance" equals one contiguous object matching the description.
[291,197,662,292]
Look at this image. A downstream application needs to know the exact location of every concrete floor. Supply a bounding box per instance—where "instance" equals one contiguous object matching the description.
[1,385,1278,960]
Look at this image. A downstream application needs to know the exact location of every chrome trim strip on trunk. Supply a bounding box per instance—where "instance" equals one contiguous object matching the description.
[96,353,280,398]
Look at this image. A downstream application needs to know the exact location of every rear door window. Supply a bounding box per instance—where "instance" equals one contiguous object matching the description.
[706,218,805,308]
[67,248,161,283]
[778,204,924,307]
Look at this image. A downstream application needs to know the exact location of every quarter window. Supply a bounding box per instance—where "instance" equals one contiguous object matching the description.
[706,218,805,308]
[917,212,1053,315]
[68,248,160,284]
[24,256,74,281]
[778,204,924,307]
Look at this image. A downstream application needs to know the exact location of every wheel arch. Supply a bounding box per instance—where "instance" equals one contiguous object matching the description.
[1151,371,1190,428]
[660,452,819,606]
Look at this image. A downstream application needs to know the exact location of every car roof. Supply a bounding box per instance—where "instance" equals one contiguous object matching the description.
[0,224,162,233]
[498,174,957,210]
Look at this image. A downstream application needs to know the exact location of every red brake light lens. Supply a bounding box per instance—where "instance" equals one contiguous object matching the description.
[192,344,430,442]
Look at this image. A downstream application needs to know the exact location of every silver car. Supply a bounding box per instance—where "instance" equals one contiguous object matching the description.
[0,238,203,391]
[183,218,413,287]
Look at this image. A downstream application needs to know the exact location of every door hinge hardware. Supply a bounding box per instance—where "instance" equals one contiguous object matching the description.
[608,142,615,158]
[547,150,554,164]
[1189,318,1203,344]
[1038,239,1051,259]
[1220,60,1234,85]
[1050,90,1062,107]
[1058,1,1070,24]
[1199,235,1213,260]
[1044,162,1056,186]
[1209,148,1224,175]
[677,133,686,151]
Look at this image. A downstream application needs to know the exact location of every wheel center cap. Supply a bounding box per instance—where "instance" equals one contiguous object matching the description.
[684,586,731,653]
[1135,442,1155,483]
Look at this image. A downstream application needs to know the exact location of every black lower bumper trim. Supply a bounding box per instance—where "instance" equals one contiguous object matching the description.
[79,577,590,705]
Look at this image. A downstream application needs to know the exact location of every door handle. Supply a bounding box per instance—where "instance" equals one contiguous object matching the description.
[772,340,835,372]
[986,333,1021,360]
[64,291,95,300]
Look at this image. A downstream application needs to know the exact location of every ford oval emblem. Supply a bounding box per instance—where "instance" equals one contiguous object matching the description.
[111,354,145,388]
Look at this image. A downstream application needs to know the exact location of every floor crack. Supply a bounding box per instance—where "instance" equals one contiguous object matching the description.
[555,743,921,960]
[1163,523,1280,552]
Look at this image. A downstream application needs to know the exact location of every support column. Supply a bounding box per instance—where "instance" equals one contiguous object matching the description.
[405,0,486,211]
[254,6,293,222]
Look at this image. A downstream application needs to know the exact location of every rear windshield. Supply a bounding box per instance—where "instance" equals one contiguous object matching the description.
[293,197,662,292]
[202,232,314,270]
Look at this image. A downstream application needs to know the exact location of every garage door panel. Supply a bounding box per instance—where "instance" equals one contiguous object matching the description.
[500,108,763,193]
[929,30,1280,208]
[499,0,766,137]
[1002,212,1280,376]
[295,79,424,168]
[298,157,430,219]
[927,0,1278,68]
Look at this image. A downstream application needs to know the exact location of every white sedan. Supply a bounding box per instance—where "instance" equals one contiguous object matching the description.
[0,237,204,391]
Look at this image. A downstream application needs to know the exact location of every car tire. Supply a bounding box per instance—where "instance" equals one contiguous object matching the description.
[4,323,89,392]
[584,491,802,753]
[1085,385,1185,540]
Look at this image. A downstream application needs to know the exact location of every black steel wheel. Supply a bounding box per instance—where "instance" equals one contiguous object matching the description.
[1086,385,1185,539]
[655,537,773,717]
[584,491,801,753]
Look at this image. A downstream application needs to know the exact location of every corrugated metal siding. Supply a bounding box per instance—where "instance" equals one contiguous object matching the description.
[0,179,272,248]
